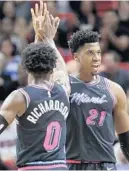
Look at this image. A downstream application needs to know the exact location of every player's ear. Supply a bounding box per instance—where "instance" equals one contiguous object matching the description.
[73,53,80,62]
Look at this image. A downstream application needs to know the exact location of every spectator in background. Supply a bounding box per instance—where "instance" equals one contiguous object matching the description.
[56,1,71,13]
[0,38,20,98]
[58,13,79,48]
[100,11,129,61]
[0,17,22,54]
[69,1,101,32]
[79,1,101,32]
[47,1,57,17]
[118,1,129,29]
[57,12,78,62]
[2,1,15,21]
[69,1,81,16]
[13,17,27,51]
[0,17,14,38]
[100,51,129,95]
[0,38,20,80]
[15,1,31,23]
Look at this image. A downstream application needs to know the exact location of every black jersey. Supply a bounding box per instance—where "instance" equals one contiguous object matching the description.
[16,84,69,168]
[66,75,116,163]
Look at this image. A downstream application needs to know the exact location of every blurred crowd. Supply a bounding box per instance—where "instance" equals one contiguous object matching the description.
[0,1,129,170]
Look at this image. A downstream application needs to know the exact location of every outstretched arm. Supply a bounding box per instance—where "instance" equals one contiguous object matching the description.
[31,1,70,95]
[44,13,70,94]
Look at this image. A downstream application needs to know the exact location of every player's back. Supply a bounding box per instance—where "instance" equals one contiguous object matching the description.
[16,83,69,170]
[66,75,116,163]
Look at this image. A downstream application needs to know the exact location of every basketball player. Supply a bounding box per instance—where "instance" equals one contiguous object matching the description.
[31,1,129,170]
[0,3,70,170]
[66,30,129,170]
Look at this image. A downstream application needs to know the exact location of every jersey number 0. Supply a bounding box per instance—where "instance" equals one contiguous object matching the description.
[43,121,61,152]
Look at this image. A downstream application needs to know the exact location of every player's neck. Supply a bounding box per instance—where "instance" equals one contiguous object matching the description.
[78,72,96,83]
[33,74,51,85]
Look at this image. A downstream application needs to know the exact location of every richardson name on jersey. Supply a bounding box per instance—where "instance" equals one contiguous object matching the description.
[27,100,69,124]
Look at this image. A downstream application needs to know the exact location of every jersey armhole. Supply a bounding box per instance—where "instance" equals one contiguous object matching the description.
[104,78,117,109]
[59,84,69,102]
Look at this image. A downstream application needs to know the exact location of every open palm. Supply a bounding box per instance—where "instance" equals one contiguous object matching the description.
[31,1,47,38]
[31,1,60,40]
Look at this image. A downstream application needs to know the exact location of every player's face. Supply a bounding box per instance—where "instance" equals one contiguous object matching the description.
[75,42,101,75]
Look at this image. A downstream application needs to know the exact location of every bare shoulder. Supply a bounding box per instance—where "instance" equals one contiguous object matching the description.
[107,80,129,134]
[1,90,25,106]
[108,79,127,104]
[1,89,26,116]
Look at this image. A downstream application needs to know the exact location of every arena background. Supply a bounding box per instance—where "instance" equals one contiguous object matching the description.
[0,0,129,170]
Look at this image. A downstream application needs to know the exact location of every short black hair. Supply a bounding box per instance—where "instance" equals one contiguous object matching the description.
[22,42,57,75]
[68,30,100,53]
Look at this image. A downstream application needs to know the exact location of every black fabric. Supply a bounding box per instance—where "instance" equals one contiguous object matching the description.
[66,75,116,162]
[0,115,8,134]
[67,162,116,170]
[119,131,129,161]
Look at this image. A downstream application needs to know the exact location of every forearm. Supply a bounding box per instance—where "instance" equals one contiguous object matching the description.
[45,39,67,70]
[35,36,66,69]
[46,39,70,94]
[35,36,70,94]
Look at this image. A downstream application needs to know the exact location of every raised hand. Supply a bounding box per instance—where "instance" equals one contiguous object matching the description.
[42,11,60,40]
[31,1,70,95]
[31,1,46,38]
[31,1,60,41]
